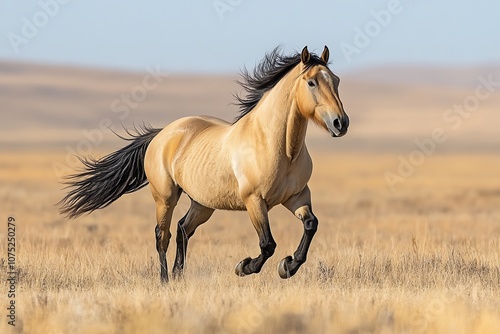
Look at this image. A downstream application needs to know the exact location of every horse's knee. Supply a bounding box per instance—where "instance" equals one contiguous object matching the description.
[260,239,277,258]
[303,215,318,236]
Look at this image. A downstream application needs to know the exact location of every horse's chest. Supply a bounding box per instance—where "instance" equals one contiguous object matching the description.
[262,157,312,207]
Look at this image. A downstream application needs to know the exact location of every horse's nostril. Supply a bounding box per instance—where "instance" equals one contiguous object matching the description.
[333,118,342,131]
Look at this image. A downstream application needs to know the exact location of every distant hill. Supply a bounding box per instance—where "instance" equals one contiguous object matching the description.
[1,61,499,153]
[345,64,500,88]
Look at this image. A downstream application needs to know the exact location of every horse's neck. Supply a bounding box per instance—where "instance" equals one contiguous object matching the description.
[284,100,308,160]
[243,67,308,161]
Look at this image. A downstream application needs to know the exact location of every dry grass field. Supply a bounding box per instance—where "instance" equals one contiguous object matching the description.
[1,62,499,333]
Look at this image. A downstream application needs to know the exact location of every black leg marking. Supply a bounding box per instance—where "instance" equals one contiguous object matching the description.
[278,214,318,279]
[172,203,214,279]
[236,228,276,276]
[172,213,188,279]
[155,224,169,283]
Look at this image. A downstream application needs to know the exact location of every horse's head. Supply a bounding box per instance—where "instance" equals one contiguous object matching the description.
[296,46,349,137]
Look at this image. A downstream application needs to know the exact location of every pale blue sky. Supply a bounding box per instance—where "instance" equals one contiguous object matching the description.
[0,1,499,73]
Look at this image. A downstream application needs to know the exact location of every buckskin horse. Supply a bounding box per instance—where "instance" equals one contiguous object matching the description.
[59,46,349,283]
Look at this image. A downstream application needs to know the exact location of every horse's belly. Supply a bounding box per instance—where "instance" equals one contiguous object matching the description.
[175,154,246,210]
[182,178,246,211]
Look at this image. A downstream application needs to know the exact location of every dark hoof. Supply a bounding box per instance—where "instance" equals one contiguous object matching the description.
[235,257,252,277]
[278,256,293,279]
[160,275,169,284]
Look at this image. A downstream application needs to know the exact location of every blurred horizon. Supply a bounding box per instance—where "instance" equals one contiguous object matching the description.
[2,59,499,156]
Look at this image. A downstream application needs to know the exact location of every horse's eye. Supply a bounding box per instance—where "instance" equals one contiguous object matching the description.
[307,80,316,88]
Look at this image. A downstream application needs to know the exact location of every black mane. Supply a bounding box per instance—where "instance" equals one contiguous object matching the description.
[233,47,327,123]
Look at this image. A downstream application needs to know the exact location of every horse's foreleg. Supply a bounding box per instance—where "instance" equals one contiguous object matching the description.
[279,185,318,279]
[173,201,214,279]
[235,196,276,276]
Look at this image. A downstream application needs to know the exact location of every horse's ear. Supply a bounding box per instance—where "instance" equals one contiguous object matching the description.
[321,45,330,63]
[301,46,310,64]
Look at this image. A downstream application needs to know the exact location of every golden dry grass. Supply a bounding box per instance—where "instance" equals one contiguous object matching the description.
[1,150,499,334]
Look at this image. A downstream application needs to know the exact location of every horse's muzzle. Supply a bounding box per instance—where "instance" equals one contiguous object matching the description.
[327,113,349,137]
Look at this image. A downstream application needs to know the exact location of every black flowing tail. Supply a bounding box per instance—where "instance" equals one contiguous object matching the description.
[58,125,162,218]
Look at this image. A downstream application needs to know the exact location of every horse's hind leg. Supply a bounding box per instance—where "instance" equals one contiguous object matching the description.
[173,201,214,278]
[278,185,318,279]
[152,184,181,283]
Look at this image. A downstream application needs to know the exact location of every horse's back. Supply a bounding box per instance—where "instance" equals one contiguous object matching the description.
[146,115,229,165]
[165,115,230,132]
